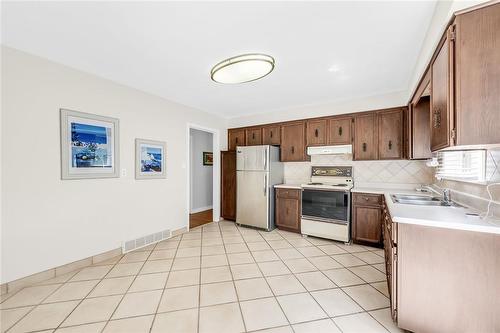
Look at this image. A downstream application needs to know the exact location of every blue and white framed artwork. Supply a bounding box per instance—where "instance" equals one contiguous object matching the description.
[135,139,166,179]
[60,109,119,179]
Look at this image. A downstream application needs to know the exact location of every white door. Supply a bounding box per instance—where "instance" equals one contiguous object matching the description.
[236,171,269,229]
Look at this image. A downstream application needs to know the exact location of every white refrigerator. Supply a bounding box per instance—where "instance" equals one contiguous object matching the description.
[236,145,283,231]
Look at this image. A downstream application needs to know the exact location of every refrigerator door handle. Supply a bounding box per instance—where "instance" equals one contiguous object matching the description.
[264,174,267,196]
[263,147,267,171]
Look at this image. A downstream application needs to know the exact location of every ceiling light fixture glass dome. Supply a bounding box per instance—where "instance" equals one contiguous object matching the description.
[210,53,275,84]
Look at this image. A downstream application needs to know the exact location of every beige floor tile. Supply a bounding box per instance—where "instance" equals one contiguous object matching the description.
[151,309,198,333]
[251,250,279,263]
[107,263,143,278]
[323,268,364,287]
[148,249,176,260]
[137,243,156,251]
[266,275,306,296]
[295,271,336,291]
[201,245,225,256]
[103,315,153,333]
[10,301,78,332]
[277,293,327,324]
[0,306,34,332]
[332,253,367,267]
[1,284,61,308]
[140,259,172,274]
[172,257,201,271]
[227,252,254,265]
[175,247,201,258]
[274,248,303,260]
[88,276,134,298]
[308,256,342,270]
[306,237,333,246]
[200,281,237,306]
[69,265,113,282]
[234,278,273,301]
[44,280,99,303]
[37,272,78,286]
[246,242,271,251]
[157,285,199,312]
[230,263,263,280]
[201,266,233,284]
[283,258,317,273]
[240,297,288,331]
[292,318,341,333]
[166,269,200,288]
[112,290,162,319]
[55,322,106,333]
[255,326,293,333]
[258,261,291,276]
[202,238,223,246]
[286,238,313,248]
[183,232,202,240]
[223,236,244,244]
[342,285,390,311]
[202,231,222,239]
[267,240,292,250]
[369,308,404,333]
[260,233,283,241]
[225,243,249,254]
[372,263,386,273]
[128,272,168,292]
[119,251,150,263]
[93,256,122,266]
[349,265,386,283]
[199,302,245,333]
[311,288,363,317]
[297,246,325,257]
[178,239,201,248]
[337,243,372,253]
[354,251,385,264]
[333,312,388,333]
[200,254,228,268]
[370,281,389,298]
[62,295,121,326]
[154,240,179,250]
[317,244,348,255]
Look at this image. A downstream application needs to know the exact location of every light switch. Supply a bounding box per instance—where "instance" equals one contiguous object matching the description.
[121,169,127,177]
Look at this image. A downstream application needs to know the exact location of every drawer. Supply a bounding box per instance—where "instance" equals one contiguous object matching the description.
[353,193,383,206]
[276,188,300,199]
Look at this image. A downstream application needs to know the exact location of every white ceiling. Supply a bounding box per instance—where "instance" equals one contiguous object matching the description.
[1,1,436,118]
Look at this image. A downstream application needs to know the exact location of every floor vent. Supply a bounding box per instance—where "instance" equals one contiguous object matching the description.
[122,229,171,253]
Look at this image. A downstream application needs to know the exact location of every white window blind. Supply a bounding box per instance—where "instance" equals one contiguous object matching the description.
[435,150,486,182]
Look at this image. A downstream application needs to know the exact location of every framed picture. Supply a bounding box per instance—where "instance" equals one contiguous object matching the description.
[203,152,213,166]
[135,139,167,179]
[60,109,119,179]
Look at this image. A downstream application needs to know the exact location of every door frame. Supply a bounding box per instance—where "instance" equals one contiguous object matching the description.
[186,123,221,231]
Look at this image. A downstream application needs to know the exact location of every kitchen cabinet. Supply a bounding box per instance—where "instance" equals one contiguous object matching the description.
[328,117,352,145]
[221,151,236,220]
[281,122,307,162]
[377,108,404,160]
[245,127,263,146]
[306,119,327,146]
[410,96,432,159]
[263,125,281,145]
[352,193,383,247]
[228,129,245,151]
[275,188,301,233]
[382,200,397,322]
[353,113,378,160]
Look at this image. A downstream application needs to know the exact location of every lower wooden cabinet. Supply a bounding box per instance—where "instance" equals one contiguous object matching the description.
[382,199,398,322]
[275,188,301,233]
[352,193,383,247]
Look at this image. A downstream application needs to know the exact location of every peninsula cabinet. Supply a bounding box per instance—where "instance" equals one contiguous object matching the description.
[281,122,308,162]
[328,117,352,145]
[352,193,383,247]
[262,125,281,145]
[353,113,378,160]
[245,127,262,146]
[306,119,327,146]
[275,188,301,233]
[228,129,245,151]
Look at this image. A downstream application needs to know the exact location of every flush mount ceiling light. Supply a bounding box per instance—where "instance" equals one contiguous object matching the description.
[210,53,275,84]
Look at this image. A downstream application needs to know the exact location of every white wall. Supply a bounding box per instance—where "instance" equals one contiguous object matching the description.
[190,129,213,213]
[1,46,227,283]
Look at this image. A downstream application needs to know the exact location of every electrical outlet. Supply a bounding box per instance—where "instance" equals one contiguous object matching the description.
[121,169,127,177]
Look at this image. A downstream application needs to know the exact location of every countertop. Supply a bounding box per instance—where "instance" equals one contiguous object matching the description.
[274,184,302,189]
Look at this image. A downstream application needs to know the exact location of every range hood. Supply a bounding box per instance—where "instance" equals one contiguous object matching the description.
[307,145,352,156]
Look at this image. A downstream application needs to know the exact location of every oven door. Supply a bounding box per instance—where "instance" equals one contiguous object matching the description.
[302,189,350,224]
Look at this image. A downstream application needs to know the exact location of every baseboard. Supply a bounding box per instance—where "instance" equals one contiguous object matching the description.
[190,205,213,214]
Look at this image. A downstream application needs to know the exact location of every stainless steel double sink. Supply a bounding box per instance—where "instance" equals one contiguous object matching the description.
[391,194,462,207]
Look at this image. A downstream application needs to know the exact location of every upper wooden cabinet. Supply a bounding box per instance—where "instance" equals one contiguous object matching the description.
[228,129,245,151]
[306,119,327,146]
[353,113,378,160]
[281,122,307,162]
[378,108,404,160]
[328,117,352,145]
[408,68,432,160]
[263,125,281,145]
[245,127,263,146]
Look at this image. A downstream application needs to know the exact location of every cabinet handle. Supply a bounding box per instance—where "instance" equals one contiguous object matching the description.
[291,146,295,154]
[236,137,239,144]
[252,133,255,139]
[433,109,441,129]
[339,126,343,136]
[364,197,369,201]
[270,131,273,138]
[362,143,367,152]
[315,129,319,137]
[388,140,392,150]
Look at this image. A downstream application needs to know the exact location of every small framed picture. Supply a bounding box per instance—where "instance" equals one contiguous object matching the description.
[203,152,213,166]
[60,109,119,179]
[135,139,167,179]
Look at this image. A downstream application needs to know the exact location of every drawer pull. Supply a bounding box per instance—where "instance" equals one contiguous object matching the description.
[362,143,367,152]
[315,129,319,137]
[339,126,343,136]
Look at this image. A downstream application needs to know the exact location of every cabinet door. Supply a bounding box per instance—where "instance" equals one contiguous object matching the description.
[263,125,281,145]
[281,122,306,162]
[378,108,404,160]
[328,117,352,145]
[411,97,432,159]
[220,151,236,220]
[228,129,245,151]
[306,119,327,146]
[353,113,378,160]
[353,205,382,246]
[275,196,301,233]
[245,128,263,146]
[430,28,454,151]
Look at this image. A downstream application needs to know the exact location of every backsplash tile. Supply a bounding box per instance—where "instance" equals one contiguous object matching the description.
[284,154,434,185]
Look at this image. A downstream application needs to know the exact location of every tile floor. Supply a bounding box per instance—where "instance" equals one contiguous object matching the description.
[1,221,403,333]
